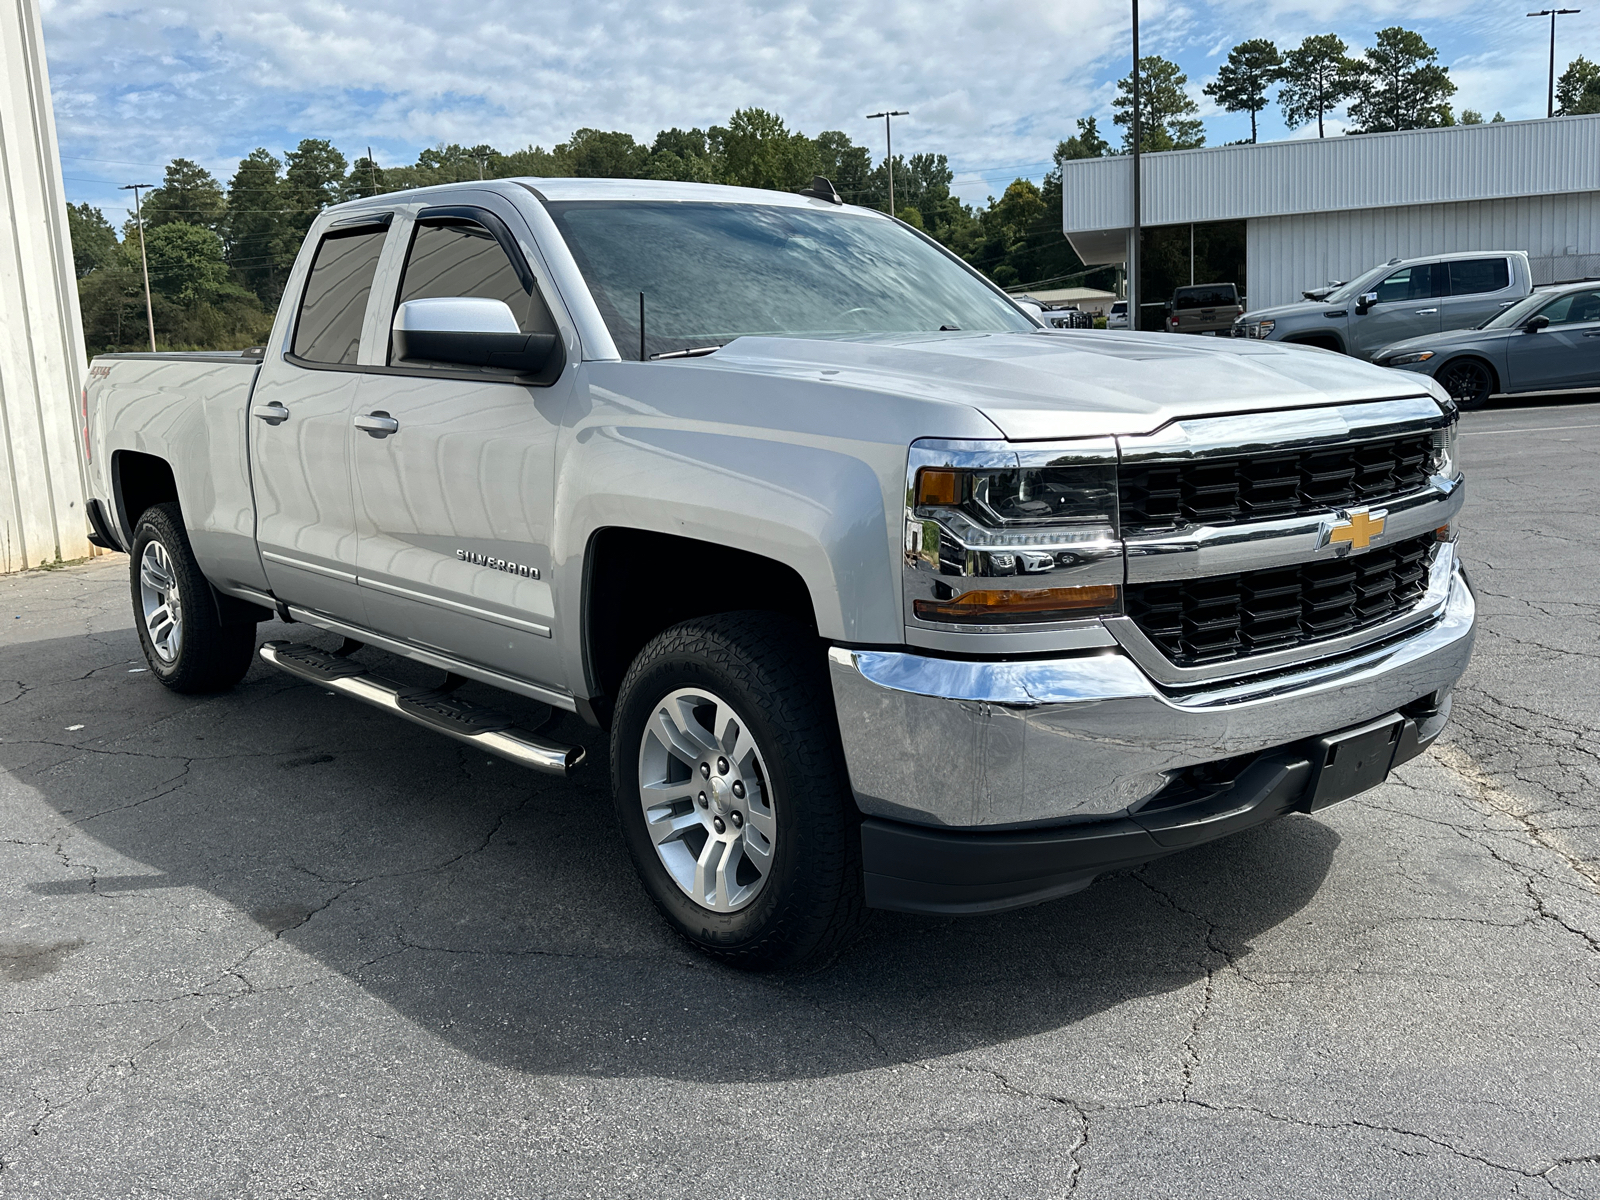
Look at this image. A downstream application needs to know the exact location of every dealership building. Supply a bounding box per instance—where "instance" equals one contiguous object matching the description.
[1059,114,1600,329]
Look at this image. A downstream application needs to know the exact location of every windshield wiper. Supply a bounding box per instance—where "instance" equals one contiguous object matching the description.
[649,345,724,360]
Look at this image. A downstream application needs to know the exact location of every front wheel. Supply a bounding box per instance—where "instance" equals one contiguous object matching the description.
[130,502,258,693]
[610,612,864,970]
[1436,357,1494,411]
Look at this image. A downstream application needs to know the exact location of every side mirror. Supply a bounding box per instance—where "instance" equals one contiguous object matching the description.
[1355,291,1379,315]
[1523,314,1550,333]
[392,298,559,375]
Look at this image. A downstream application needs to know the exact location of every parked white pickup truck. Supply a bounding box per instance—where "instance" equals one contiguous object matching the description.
[82,178,1475,967]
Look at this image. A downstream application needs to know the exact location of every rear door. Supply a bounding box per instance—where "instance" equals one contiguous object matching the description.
[351,199,576,688]
[1506,287,1600,392]
[1350,262,1445,358]
[250,217,391,619]
[1439,257,1518,333]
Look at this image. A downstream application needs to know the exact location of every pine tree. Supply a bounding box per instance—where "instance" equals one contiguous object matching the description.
[1113,57,1206,151]
[1278,34,1360,137]
[1204,40,1283,143]
[1348,27,1457,132]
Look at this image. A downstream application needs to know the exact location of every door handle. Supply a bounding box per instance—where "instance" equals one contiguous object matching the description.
[251,402,289,425]
[1414,308,1438,315]
[1584,331,1600,338]
[354,411,400,437]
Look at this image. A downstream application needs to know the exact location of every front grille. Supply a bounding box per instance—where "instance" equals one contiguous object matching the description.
[1126,533,1436,667]
[1120,433,1433,534]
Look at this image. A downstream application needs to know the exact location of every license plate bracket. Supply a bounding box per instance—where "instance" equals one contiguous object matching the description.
[1305,714,1404,811]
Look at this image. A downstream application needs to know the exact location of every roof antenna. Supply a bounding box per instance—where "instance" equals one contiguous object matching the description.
[639,292,646,361]
[798,176,843,204]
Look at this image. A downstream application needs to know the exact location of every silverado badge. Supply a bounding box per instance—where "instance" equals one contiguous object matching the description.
[1318,508,1387,555]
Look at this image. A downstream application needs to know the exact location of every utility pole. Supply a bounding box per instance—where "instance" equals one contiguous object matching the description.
[866,110,910,216]
[120,183,156,352]
[1529,9,1581,117]
[1128,0,1141,329]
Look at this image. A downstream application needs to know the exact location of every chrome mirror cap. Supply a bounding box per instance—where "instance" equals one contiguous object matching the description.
[392,297,520,334]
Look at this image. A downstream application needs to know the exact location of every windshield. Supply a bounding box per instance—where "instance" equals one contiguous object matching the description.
[1480,290,1556,330]
[1324,265,1391,305]
[545,200,1035,359]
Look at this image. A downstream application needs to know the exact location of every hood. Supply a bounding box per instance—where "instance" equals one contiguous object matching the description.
[702,330,1435,440]
[1240,297,1344,322]
[1375,324,1519,359]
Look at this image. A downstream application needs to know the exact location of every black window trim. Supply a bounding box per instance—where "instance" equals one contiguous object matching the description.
[285,204,562,387]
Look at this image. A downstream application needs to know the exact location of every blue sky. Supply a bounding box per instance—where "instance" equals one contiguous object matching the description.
[41,0,1600,222]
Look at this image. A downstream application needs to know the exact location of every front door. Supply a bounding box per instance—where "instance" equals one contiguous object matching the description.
[352,205,573,688]
[1350,262,1444,359]
[251,220,390,619]
[1506,287,1600,392]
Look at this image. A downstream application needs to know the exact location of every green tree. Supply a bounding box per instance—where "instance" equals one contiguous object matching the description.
[645,128,717,182]
[710,108,818,191]
[283,138,348,237]
[1348,27,1456,132]
[812,129,876,204]
[1056,117,1111,160]
[1113,56,1205,151]
[342,154,386,199]
[1460,109,1484,124]
[225,149,292,306]
[144,223,240,307]
[66,202,118,277]
[140,158,226,233]
[1278,34,1360,137]
[1557,56,1600,115]
[1204,39,1283,143]
[555,129,651,178]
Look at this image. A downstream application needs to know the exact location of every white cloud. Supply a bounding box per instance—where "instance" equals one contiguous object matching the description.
[41,0,1600,217]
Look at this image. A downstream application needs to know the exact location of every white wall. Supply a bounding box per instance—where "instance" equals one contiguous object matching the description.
[1246,191,1600,310]
[0,0,91,573]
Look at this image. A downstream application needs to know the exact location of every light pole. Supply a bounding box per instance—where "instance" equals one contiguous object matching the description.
[120,183,156,352]
[866,110,909,216]
[1528,9,1581,117]
[1128,0,1141,328]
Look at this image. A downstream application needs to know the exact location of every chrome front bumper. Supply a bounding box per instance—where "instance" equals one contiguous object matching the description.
[828,559,1475,829]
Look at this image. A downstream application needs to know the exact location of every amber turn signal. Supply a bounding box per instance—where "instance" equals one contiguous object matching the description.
[914,584,1120,624]
[915,467,961,507]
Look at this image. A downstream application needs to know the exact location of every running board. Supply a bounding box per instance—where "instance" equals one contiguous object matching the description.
[259,641,585,776]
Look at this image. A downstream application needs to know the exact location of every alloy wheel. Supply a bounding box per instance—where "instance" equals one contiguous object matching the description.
[637,687,777,913]
[138,539,183,663]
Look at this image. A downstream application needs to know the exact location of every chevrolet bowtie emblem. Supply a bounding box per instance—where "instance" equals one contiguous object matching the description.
[1319,508,1387,555]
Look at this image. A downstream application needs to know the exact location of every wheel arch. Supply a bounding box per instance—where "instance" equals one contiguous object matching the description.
[112,450,179,546]
[1280,331,1346,354]
[579,528,820,728]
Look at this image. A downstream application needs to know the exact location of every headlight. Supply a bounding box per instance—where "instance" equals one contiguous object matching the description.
[906,443,1122,626]
[1388,351,1435,366]
[1251,319,1275,339]
[1429,417,1459,480]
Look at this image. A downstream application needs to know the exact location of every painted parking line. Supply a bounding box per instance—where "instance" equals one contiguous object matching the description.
[1461,422,1600,437]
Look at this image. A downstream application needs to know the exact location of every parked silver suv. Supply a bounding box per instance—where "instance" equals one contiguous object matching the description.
[1233,251,1531,360]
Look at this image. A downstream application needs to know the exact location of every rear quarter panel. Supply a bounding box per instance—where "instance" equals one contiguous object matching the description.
[89,356,267,593]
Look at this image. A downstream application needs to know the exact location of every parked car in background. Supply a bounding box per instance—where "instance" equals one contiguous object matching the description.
[1166,283,1244,335]
[1041,304,1094,330]
[1375,280,1600,408]
[1233,251,1532,360]
[1106,300,1129,329]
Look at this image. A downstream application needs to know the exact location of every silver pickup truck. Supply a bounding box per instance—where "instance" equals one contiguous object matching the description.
[82,178,1476,968]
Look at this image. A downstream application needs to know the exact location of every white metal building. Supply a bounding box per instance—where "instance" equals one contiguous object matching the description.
[0,0,91,572]
[1060,115,1600,314]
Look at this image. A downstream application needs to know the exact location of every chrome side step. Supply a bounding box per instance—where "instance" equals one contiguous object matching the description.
[259,641,585,776]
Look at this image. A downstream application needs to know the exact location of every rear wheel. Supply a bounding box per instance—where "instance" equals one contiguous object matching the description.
[130,503,258,693]
[1436,357,1495,411]
[610,612,864,970]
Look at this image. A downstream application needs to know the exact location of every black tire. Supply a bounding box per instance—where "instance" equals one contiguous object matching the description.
[130,502,258,693]
[1435,357,1495,411]
[610,612,864,970]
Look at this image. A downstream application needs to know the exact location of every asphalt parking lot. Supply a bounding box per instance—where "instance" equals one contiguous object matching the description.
[3,393,1599,1199]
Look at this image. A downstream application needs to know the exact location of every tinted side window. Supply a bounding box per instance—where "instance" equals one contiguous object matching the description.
[292,227,388,365]
[1374,264,1445,304]
[1540,289,1600,325]
[1448,258,1511,296]
[391,219,555,366]
[1173,286,1237,309]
